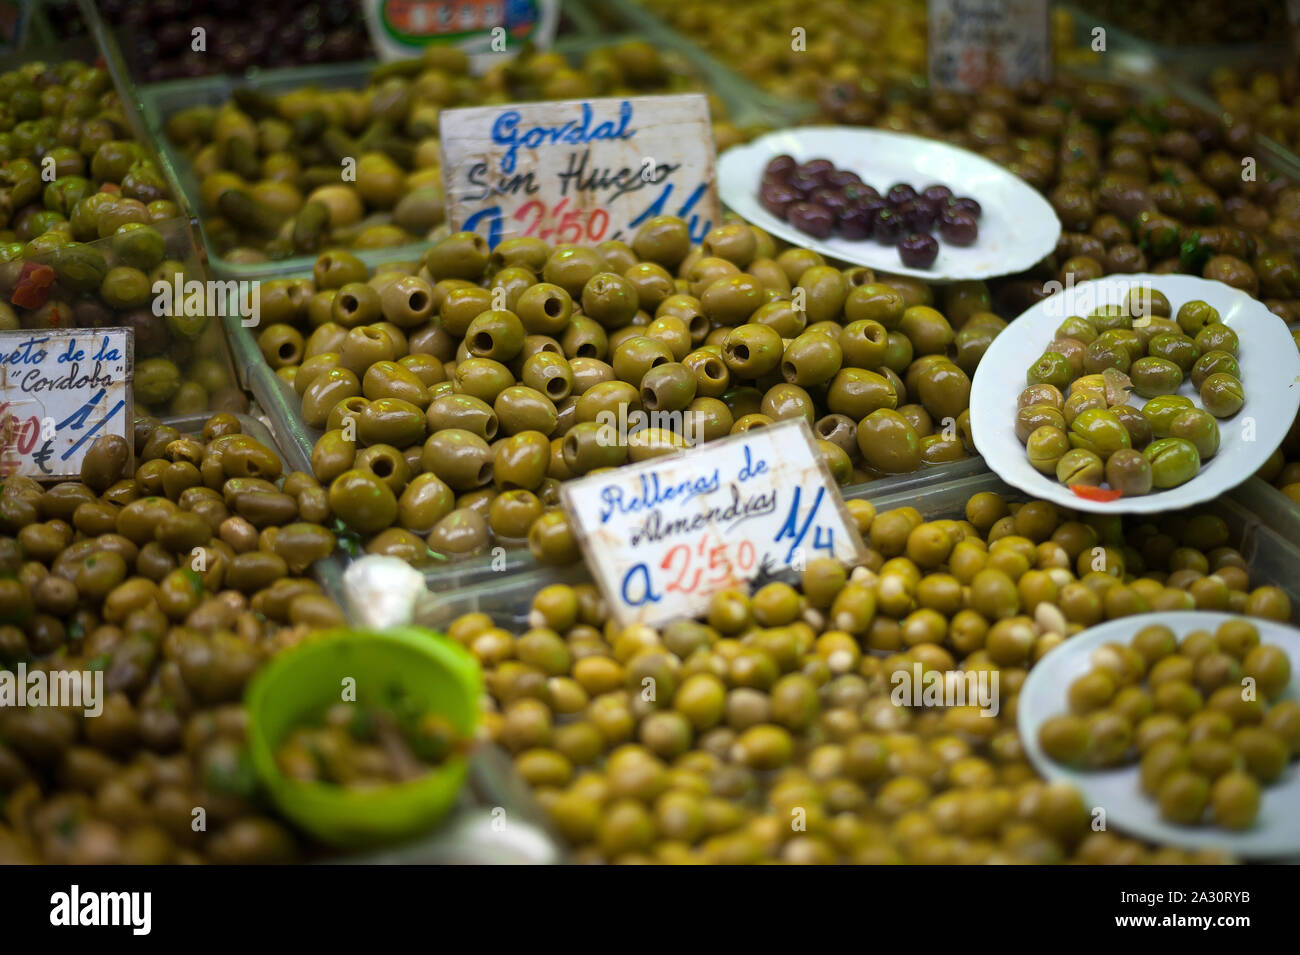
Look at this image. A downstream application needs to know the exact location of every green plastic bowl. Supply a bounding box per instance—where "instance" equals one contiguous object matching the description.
[245,627,481,849]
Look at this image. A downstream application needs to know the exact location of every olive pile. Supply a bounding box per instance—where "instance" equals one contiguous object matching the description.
[1074,0,1285,46]
[760,156,981,270]
[0,60,177,236]
[810,76,1300,323]
[163,42,751,263]
[1021,295,1243,496]
[49,0,374,82]
[641,0,928,103]
[1039,619,1297,831]
[0,59,240,415]
[1207,65,1300,155]
[260,219,997,565]
[277,701,464,787]
[0,414,349,864]
[6,222,244,416]
[644,1,1094,105]
[449,490,1289,863]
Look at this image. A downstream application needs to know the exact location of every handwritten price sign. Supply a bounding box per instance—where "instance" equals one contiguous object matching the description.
[440,93,720,248]
[561,418,868,628]
[927,0,1049,92]
[0,328,133,480]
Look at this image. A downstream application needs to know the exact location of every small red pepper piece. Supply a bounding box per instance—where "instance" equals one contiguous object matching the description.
[11,262,56,309]
[98,182,120,194]
[1070,485,1123,502]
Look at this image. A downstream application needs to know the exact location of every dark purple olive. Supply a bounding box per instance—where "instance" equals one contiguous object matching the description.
[939,211,980,246]
[765,155,797,180]
[787,169,821,195]
[760,182,799,219]
[799,159,836,179]
[838,205,874,240]
[761,170,791,192]
[922,184,954,203]
[898,233,939,269]
[825,169,863,189]
[873,208,906,245]
[897,199,938,233]
[886,183,919,208]
[857,196,889,218]
[155,20,188,52]
[787,201,835,239]
[810,187,851,214]
[950,196,982,219]
[844,182,880,202]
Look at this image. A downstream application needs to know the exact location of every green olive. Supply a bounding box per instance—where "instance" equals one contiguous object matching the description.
[828,368,898,419]
[1168,409,1220,459]
[1176,300,1219,337]
[328,469,398,533]
[1199,373,1244,418]
[1056,448,1104,486]
[465,309,526,362]
[722,324,784,379]
[1129,356,1183,398]
[1104,448,1153,496]
[1190,350,1241,390]
[1195,323,1238,357]
[1027,352,1074,390]
[1141,395,1195,438]
[1143,437,1201,489]
[1069,408,1131,458]
[421,429,494,491]
[1026,426,1070,474]
[856,409,921,474]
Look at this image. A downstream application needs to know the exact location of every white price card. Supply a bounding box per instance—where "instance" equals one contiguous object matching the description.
[928,0,1050,92]
[0,328,133,481]
[561,418,868,629]
[439,93,720,249]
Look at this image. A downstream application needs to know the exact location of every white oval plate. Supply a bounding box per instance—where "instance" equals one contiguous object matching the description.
[970,274,1300,514]
[1019,611,1300,859]
[716,126,1061,283]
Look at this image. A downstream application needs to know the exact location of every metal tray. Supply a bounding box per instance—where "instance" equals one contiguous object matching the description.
[135,33,762,281]
[416,466,1300,628]
[159,414,562,864]
[214,256,995,595]
[1057,2,1289,68]
[1231,476,1300,555]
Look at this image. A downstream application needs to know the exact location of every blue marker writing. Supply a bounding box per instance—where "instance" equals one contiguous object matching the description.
[492,101,635,174]
[621,563,661,607]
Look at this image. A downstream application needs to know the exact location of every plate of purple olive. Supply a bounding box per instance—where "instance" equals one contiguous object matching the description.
[717,126,1061,282]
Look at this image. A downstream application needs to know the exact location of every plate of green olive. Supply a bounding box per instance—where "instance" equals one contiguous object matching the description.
[1019,612,1300,858]
[970,274,1300,514]
[717,126,1061,282]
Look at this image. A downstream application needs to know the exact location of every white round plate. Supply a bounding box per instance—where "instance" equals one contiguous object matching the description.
[716,126,1061,283]
[970,274,1300,514]
[1019,611,1300,859]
